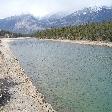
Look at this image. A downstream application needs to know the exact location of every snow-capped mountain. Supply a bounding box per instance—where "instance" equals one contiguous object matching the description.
[0,6,112,34]
[41,6,112,27]
[61,6,112,26]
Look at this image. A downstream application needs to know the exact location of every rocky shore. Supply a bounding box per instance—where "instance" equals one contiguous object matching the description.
[0,38,56,112]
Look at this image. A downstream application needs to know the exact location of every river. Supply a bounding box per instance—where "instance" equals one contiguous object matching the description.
[9,38,112,112]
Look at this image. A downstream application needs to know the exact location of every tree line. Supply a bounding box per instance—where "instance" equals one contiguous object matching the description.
[35,21,112,42]
[0,30,29,38]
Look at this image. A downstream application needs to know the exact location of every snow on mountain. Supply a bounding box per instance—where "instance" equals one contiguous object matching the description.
[45,6,112,27]
[0,6,112,34]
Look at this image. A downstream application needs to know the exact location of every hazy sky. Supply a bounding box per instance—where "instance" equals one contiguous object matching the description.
[0,0,112,18]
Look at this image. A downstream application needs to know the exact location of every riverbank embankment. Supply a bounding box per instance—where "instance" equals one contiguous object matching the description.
[0,38,55,112]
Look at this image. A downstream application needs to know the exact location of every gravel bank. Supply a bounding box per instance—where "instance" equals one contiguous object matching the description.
[0,38,56,112]
[42,39,112,47]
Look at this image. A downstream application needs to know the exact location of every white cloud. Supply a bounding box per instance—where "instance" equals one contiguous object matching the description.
[0,0,111,18]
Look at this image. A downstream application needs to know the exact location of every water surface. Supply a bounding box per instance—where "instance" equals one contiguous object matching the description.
[9,38,112,112]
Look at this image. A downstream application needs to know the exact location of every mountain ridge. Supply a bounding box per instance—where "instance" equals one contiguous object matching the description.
[0,6,112,34]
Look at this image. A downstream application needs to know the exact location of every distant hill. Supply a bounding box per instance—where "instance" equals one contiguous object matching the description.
[35,21,112,42]
[0,6,112,34]
[0,14,44,34]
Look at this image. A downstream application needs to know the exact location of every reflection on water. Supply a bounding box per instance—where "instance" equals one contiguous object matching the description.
[9,38,112,112]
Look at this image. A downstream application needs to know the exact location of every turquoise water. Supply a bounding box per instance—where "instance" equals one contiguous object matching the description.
[9,38,112,112]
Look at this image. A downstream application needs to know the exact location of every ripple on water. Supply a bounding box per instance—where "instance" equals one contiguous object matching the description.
[10,39,112,112]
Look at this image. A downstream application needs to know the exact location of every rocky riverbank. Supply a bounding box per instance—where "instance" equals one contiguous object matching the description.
[42,39,112,47]
[0,38,55,112]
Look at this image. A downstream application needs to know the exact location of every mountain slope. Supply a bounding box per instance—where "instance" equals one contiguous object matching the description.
[0,14,44,34]
[0,6,112,34]
[40,6,112,27]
